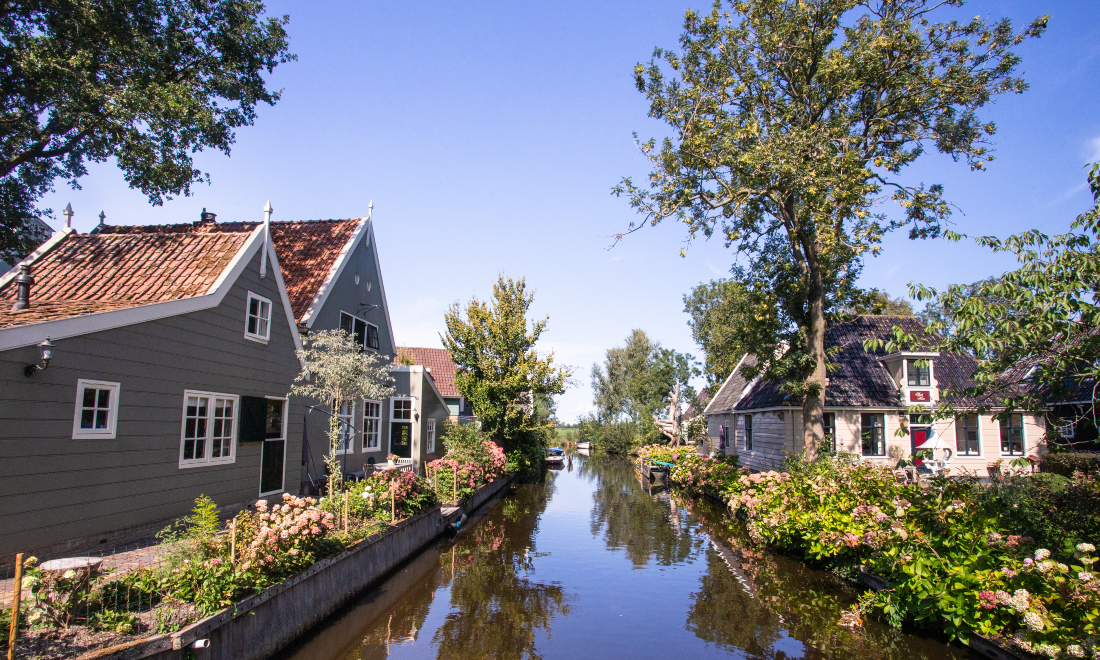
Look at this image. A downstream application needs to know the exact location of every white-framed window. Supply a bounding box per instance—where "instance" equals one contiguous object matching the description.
[366,323,380,351]
[1058,420,1076,439]
[245,292,272,342]
[340,312,367,351]
[907,359,931,387]
[363,400,381,451]
[861,413,886,456]
[259,397,287,496]
[72,379,121,439]
[392,397,413,421]
[335,401,355,454]
[427,419,436,453]
[744,414,753,451]
[179,390,239,467]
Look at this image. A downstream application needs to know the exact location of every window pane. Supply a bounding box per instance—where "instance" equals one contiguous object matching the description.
[95,410,108,429]
[258,318,269,337]
[97,389,110,409]
[196,418,207,439]
[185,418,197,439]
[367,324,379,350]
[250,298,259,316]
[184,439,195,460]
[81,409,94,429]
[83,388,96,408]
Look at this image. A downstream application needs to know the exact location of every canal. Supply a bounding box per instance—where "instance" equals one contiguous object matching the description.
[275,453,977,660]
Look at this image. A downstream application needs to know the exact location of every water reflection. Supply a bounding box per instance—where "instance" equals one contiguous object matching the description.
[276,455,976,660]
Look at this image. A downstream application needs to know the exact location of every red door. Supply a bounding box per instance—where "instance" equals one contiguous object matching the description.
[911,428,929,465]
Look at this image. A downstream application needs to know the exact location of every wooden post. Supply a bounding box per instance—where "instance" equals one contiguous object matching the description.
[8,553,24,660]
[452,469,457,503]
[343,490,349,533]
[390,487,395,523]
[230,519,237,566]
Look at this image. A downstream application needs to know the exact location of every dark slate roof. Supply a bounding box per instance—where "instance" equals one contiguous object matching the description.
[733,316,967,410]
[704,354,759,414]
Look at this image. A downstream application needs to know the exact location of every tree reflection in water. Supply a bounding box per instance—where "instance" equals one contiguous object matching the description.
[583,454,697,566]
[431,473,572,660]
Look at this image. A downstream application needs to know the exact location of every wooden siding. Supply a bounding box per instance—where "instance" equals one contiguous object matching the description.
[0,248,303,557]
[300,226,397,486]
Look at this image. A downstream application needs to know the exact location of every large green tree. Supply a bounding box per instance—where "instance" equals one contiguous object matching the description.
[0,0,294,263]
[442,276,571,472]
[616,0,1045,457]
[591,329,694,442]
[874,165,1100,420]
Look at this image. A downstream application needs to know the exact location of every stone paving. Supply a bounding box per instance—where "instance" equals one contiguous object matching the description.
[1,541,170,607]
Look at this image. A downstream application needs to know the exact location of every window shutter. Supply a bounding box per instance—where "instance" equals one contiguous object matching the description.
[240,396,267,442]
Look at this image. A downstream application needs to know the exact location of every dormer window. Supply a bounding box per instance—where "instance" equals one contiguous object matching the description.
[340,311,379,352]
[907,359,930,387]
[245,292,272,342]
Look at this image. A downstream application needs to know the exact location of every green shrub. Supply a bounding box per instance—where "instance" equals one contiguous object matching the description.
[599,422,637,454]
[1043,451,1100,477]
[983,472,1100,559]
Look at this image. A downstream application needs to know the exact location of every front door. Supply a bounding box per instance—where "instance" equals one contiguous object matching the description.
[390,422,412,458]
[911,427,930,466]
[260,398,286,494]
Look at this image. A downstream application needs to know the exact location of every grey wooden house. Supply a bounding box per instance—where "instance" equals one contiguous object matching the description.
[0,213,306,559]
[95,207,450,484]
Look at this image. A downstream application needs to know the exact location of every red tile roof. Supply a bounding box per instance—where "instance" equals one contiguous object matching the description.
[394,347,460,397]
[0,231,251,328]
[96,218,361,322]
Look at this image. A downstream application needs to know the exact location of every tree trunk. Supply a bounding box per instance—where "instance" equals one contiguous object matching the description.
[802,270,827,461]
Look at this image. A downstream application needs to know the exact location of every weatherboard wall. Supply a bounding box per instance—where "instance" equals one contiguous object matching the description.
[0,247,304,558]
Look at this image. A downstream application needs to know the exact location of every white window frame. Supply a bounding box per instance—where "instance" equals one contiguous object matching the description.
[244,291,272,342]
[335,401,355,454]
[72,379,121,439]
[427,418,436,453]
[363,400,381,451]
[391,397,413,422]
[179,390,239,468]
[744,414,753,452]
[366,322,380,352]
[340,311,368,351]
[1058,420,1076,439]
[259,396,289,497]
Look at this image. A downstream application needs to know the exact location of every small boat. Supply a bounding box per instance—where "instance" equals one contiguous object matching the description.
[545,447,565,467]
[575,441,592,451]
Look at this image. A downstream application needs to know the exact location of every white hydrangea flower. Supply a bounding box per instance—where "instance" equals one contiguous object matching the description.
[1082,572,1095,582]
[1036,560,1055,574]
[1078,543,1096,554]
[1037,643,1060,658]
[1035,548,1052,561]
[1067,645,1086,658]
[1024,610,1044,632]
[1059,563,1070,573]
[62,569,76,579]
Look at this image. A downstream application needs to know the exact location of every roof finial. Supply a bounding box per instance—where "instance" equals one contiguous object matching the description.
[260,200,272,279]
[98,210,105,226]
[63,203,74,229]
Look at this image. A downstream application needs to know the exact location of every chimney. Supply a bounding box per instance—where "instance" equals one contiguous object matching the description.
[198,208,217,224]
[11,264,34,311]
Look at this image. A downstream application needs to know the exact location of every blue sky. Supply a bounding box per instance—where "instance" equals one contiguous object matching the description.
[38,1,1100,422]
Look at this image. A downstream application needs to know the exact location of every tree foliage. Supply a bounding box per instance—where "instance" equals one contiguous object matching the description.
[442,275,571,472]
[873,165,1100,420]
[0,0,295,263]
[616,0,1045,455]
[291,329,395,495]
[591,329,694,443]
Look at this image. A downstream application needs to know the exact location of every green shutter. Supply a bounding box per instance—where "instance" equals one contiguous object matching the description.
[240,396,267,443]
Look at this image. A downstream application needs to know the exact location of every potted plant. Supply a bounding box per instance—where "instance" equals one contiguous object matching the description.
[387,453,399,467]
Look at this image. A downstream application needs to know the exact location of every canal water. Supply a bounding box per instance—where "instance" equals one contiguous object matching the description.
[275,453,977,660]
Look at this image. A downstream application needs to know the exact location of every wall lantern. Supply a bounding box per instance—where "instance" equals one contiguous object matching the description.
[25,337,55,377]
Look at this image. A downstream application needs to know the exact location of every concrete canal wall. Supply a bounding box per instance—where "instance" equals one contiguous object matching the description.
[105,474,514,660]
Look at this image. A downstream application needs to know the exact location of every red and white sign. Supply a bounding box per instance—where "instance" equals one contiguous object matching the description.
[910,390,931,402]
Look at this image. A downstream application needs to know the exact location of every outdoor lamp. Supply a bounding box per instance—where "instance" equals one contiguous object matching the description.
[25,337,55,377]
